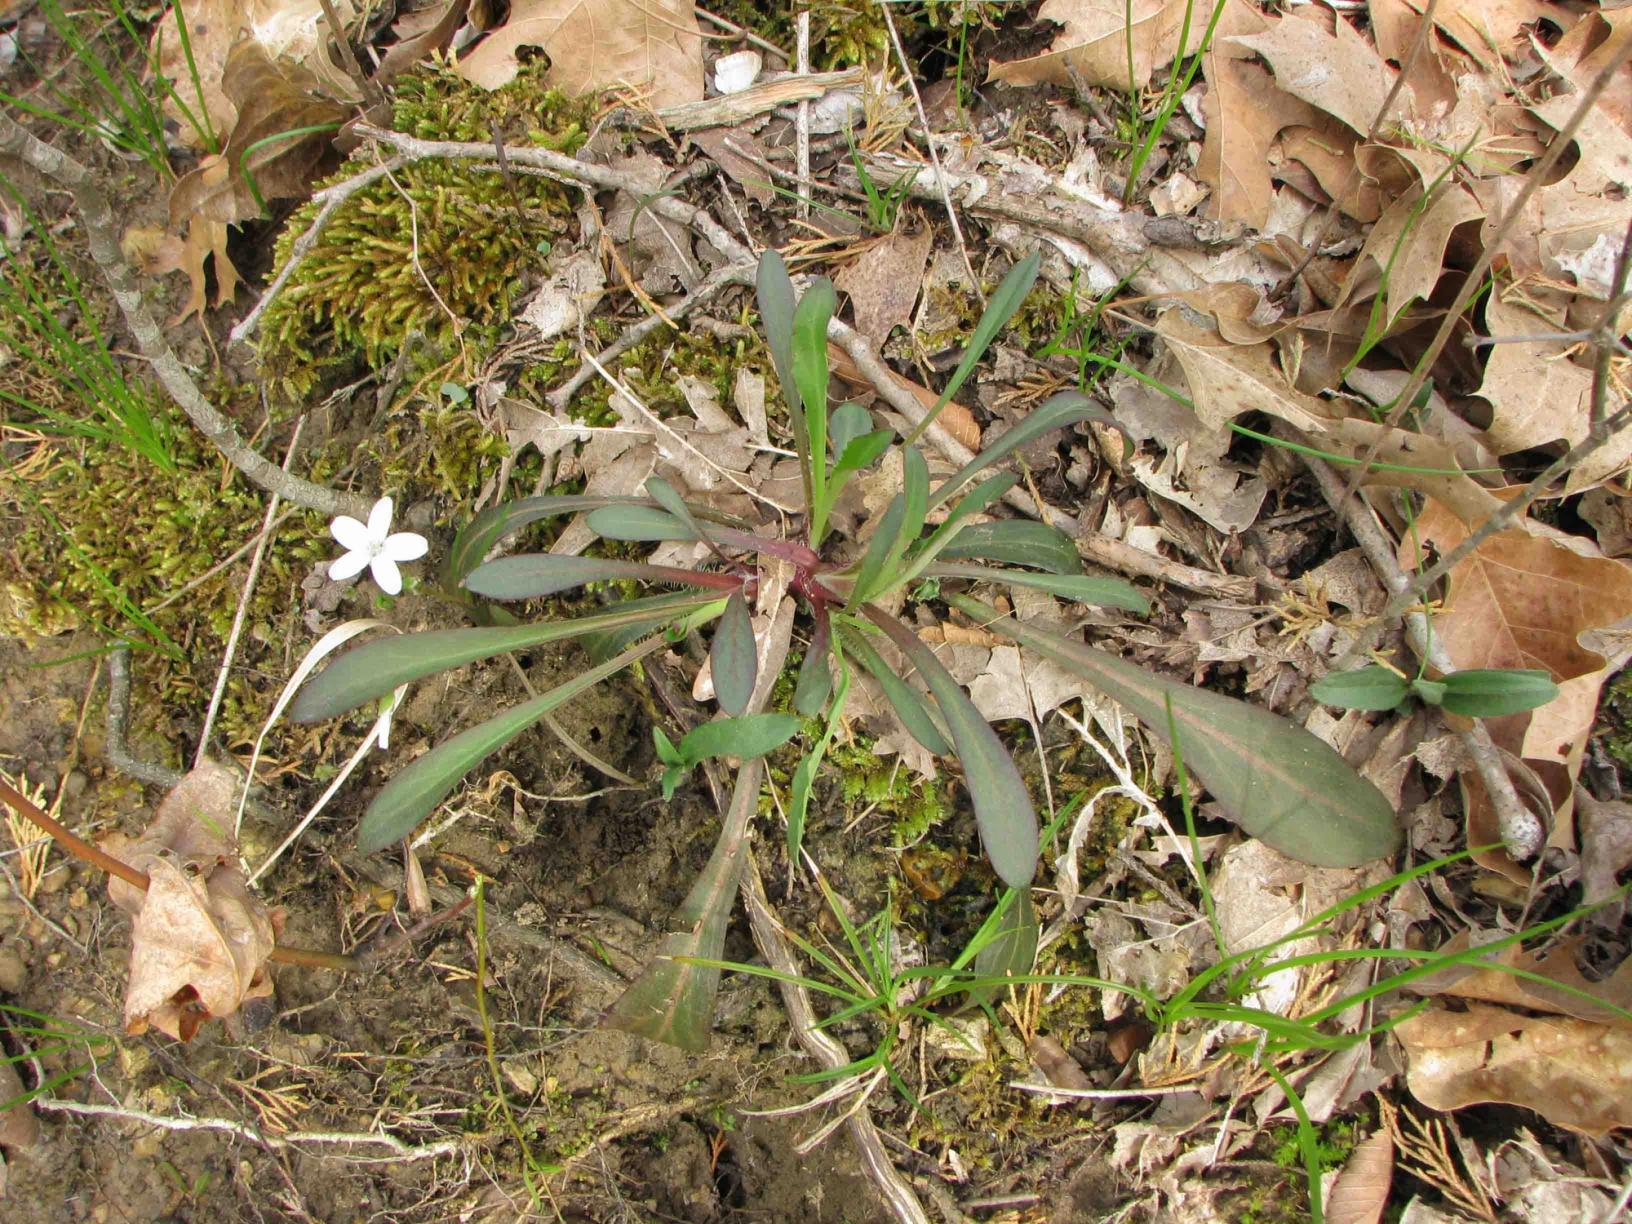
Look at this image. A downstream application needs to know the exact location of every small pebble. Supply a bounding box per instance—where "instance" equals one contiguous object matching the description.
[0,944,26,994]
[713,49,761,95]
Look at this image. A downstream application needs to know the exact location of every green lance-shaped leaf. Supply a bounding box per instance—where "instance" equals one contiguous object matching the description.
[358,636,665,852]
[586,504,697,542]
[904,251,1041,445]
[757,248,813,514]
[931,391,1124,509]
[927,562,1150,614]
[851,446,929,606]
[711,589,757,716]
[1311,666,1412,712]
[899,471,1019,585]
[865,608,1038,888]
[678,713,800,766]
[951,594,1400,867]
[829,401,873,456]
[939,519,1084,575]
[965,888,1039,1011]
[447,494,651,586]
[604,757,768,1051]
[291,594,718,722]
[1436,668,1559,717]
[839,625,951,755]
[464,553,740,601]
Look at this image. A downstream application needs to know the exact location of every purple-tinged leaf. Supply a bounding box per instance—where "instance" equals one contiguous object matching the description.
[711,589,757,716]
[840,626,951,755]
[587,505,697,541]
[939,520,1083,575]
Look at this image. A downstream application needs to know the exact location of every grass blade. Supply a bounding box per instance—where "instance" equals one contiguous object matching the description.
[965,888,1039,1010]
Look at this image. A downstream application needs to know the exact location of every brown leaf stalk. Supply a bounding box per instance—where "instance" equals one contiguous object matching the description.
[0,776,359,972]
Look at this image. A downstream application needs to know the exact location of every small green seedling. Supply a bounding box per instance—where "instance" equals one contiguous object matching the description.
[653,714,800,799]
[1313,664,1558,717]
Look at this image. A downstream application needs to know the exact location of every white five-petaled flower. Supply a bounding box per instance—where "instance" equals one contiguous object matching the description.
[328,496,427,596]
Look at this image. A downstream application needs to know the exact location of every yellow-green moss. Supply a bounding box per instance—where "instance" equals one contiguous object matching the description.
[0,418,328,740]
[258,62,592,401]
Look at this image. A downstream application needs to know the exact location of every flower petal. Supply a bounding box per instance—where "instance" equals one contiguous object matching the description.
[382,531,428,562]
[329,550,369,581]
[370,556,403,595]
[366,496,394,542]
[330,515,371,552]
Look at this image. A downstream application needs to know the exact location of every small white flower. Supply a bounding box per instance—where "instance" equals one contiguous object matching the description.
[328,496,428,596]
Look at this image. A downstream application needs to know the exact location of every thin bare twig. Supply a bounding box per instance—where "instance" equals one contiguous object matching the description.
[35,1097,463,1162]
[0,118,367,516]
[0,774,362,970]
[880,1,981,300]
[742,855,931,1224]
[1299,449,1545,858]
[545,260,753,410]
[796,10,811,224]
[1334,400,1632,670]
[196,418,306,767]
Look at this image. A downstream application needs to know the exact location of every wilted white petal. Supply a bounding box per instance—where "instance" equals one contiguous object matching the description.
[328,550,370,581]
[371,556,403,595]
[366,496,394,541]
[383,532,428,562]
[714,50,761,95]
[330,515,371,552]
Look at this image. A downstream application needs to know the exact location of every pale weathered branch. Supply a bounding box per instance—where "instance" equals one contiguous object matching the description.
[0,117,368,517]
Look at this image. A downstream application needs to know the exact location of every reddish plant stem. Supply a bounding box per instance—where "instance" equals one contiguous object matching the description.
[0,777,359,973]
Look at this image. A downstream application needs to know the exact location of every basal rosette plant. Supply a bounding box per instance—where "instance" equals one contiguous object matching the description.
[289,249,1398,1049]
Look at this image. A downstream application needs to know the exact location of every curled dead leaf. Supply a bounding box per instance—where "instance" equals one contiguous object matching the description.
[103,761,281,1042]
[1396,1002,1632,1135]
[456,0,704,107]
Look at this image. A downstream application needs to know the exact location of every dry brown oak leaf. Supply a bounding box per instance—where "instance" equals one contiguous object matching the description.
[103,760,282,1042]
[456,0,705,108]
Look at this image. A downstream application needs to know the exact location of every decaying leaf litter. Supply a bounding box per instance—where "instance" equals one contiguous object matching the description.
[0,0,1630,1220]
